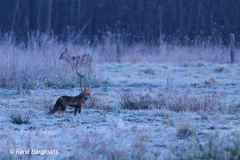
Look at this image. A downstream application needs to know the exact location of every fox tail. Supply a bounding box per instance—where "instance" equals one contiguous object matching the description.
[48,101,61,115]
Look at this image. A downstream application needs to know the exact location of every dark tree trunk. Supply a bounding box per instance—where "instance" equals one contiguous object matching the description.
[46,0,53,34]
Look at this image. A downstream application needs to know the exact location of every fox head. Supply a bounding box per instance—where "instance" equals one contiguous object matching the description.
[82,88,91,99]
[59,48,68,59]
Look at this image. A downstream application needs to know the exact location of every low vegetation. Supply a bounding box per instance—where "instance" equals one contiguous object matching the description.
[214,66,231,73]
[175,134,240,160]
[120,91,153,110]
[84,96,113,111]
[177,122,196,139]
[0,36,239,159]
[9,114,31,125]
[119,88,233,114]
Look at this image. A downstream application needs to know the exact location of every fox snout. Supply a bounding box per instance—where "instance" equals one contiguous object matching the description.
[86,93,91,98]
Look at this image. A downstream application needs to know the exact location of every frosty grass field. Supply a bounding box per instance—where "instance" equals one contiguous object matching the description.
[0,38,240,159]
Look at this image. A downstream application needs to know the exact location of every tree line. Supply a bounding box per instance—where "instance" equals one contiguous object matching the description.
[0,0,240,45]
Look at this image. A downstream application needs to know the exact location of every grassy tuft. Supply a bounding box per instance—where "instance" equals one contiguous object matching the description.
[119,91,155,110]
[119,88,234,114]
[84,96,113,111]
[9,114,31,125]
[142,68,156,75]
[205,77,217,86]
[214,66,231,73]
[177,123,195,139]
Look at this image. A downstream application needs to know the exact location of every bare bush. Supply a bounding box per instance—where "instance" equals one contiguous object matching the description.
[142,68,156,75]
[214,66,231,73]
[205,77,217,86]
[84,96,113,111]
[183,61,206,67]
[9,114,31,125]
[177,122,196,139]
[119,91,156,110]
[119,88,233,114]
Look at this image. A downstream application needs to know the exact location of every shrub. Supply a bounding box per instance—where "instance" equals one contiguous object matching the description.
[177,123,195,139]
[142,68,156,75]
[119,91,155,110]
[9,114,31,125]
[119,88,233,114]
[155,88,230,113]
[214,66,230,73]
[183,61,206,67]
[205,77,217,86]
[84,96,113,111]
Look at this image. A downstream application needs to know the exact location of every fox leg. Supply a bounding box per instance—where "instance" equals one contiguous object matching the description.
[58,109,61,114]
[58,108,64,114]
[78,107,81,114]
[57,105,63,114]
[74,108,77,115]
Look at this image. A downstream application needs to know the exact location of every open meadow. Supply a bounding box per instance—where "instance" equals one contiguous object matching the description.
[0,36,240,159]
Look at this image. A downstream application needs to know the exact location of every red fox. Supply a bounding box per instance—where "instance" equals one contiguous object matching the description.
[48,88,91,115]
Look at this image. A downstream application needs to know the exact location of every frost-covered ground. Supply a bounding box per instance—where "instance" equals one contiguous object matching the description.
[1,62,240,160]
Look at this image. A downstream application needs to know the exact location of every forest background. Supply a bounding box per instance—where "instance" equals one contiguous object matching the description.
[0,0,239,46]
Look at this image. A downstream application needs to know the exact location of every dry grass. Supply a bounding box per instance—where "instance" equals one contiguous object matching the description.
[0,33,239,91]
[119,88,235,114]
[142,68,156,75]
[183,61,206,67]
[1,86,240,160]
[205,77,217,86]
[175,134,240,160]
[1,33,240,159]
[177,122,196,139]
[119,90,155,110]
[9,114,31,125]
[84,96,113,111]
[214,66,231,73]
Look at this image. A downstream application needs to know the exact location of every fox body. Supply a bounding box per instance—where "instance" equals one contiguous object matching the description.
[48,88,91,115]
